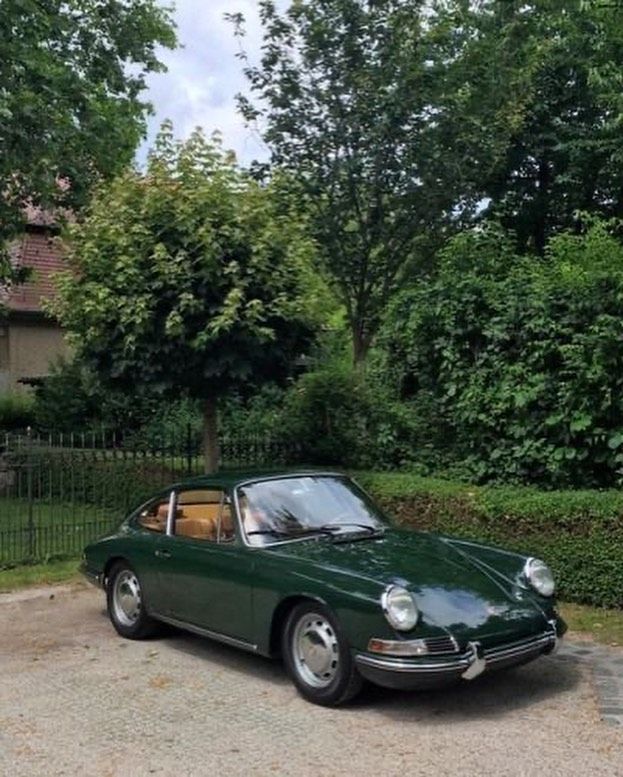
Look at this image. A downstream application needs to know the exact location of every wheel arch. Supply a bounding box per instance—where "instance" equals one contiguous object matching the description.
[103,555,129,589]
[268,594,328,657]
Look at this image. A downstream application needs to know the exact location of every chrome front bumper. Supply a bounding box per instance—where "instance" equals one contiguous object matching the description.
[355,627,559,690]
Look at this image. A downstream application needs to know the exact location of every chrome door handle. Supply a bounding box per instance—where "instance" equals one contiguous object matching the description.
[154,549,171,559]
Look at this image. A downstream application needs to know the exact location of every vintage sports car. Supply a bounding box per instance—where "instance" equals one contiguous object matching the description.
[82,471,566,706]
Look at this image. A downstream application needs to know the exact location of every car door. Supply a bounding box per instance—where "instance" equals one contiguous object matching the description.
[130,489,176,614]
[155,486,256,646]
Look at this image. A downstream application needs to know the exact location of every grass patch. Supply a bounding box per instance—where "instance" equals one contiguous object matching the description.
[0,499,119,565]
[560,601,623,648]
[0,498,116,529]
[0,558,81,592]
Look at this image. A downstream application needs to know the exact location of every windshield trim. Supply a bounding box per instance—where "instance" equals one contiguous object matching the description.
[233,473,382,549]
[236,471,343,490]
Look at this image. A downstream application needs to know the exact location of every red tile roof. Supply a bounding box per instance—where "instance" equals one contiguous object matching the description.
[5,229,65,314]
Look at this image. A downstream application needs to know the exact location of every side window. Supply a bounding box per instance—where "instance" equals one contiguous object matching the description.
[137,494,171,533]
[174,489,235,543]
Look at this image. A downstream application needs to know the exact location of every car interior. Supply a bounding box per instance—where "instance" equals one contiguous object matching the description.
[137,499,169,533]
[137,489,235,542]
[175,489,234,542]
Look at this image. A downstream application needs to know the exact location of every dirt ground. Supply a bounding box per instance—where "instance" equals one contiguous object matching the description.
[0,584,621,777]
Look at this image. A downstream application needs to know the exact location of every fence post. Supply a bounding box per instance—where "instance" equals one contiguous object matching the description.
[26,426,35,559]
[186,422,192,477]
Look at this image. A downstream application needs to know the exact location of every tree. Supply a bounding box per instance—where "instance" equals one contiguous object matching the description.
[427,0,623,253]
[50,125,318,472]
[379,218,623,487]
[230,1,471,366]
[0,0,176,283]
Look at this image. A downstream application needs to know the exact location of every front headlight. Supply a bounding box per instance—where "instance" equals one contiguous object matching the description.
[382,585,419,631]
[524,557,555,597]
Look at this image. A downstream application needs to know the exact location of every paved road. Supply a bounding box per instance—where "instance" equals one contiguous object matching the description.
[0,585,621,777]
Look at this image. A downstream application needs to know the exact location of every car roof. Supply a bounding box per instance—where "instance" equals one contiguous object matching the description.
[170,468,345,491]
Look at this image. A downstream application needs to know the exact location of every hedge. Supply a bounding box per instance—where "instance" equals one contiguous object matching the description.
[356,472,623,609]
[11,447,178,511]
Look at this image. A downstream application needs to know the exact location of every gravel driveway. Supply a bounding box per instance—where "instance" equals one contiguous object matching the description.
[1,584,621,777]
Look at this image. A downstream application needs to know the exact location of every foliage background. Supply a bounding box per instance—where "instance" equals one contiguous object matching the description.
[5,1,623,592]
[0,0,176,283]
[378,220,623,487]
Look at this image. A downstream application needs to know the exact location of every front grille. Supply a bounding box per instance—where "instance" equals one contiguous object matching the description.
[423,635,459,655]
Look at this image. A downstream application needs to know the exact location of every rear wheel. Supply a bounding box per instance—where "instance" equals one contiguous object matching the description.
[106,561,158,639]
[282,602,363,706]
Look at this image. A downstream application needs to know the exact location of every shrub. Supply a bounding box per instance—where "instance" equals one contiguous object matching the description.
[0,393,36,430]
[219,385,289,439]
[379,219,623,487]
[357,471,623,608]
[125,398,203,449]
[281,365,375,466]
[33,358,156,433]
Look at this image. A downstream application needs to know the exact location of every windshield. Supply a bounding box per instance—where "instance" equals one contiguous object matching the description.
[237,475,386,546]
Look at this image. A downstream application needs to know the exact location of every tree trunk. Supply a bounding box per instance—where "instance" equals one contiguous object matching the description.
[202,397,220,474]
[352,322,369,370]
[533,158,550,255]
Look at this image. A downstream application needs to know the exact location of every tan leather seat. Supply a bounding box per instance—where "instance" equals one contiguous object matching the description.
[140,517,165,532]
[175,515,217,540]
[174,501,235,542]
[138,502,169,532]
[179,504,221,521]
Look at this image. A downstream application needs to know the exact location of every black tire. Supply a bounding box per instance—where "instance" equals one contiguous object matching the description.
[282,601,363,706]
[106,561,159,639]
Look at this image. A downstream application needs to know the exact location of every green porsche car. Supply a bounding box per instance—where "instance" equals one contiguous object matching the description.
[81,470,566,706]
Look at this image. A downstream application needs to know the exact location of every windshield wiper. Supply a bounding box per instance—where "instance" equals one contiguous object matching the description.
[319,522,384,537]
[296,526,339,537]
[247,524,383,542]
[246,527,335,539]
[309,523,386,543]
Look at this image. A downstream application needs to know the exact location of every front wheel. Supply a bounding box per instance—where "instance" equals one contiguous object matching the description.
[282,602,363,706]
[106,561,158,639]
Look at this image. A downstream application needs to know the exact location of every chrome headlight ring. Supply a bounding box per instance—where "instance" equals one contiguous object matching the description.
[381,584,419,631]
[523,557,555,598]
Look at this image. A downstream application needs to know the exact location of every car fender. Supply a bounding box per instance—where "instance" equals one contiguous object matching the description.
[250,555,395,656]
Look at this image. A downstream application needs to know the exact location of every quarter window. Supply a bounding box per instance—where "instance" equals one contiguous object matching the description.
[137,494,171,533]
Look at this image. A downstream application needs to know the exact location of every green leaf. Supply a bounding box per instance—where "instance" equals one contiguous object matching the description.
[608,433,623,450]
[570,414,592,432]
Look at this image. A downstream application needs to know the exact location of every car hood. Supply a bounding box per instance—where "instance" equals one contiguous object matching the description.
[268,529,550,643]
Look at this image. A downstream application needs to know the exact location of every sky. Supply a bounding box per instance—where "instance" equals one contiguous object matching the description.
[138,1,285,167]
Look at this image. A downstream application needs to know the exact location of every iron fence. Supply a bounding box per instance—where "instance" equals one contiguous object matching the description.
[0,428,300,566]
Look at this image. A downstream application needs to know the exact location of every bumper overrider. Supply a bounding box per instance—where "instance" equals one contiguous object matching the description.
[354,624,561,690]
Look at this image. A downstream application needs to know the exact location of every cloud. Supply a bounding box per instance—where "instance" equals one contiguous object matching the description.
[138,0,281,167]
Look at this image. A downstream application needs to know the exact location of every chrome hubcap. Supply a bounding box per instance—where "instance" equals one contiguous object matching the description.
[112,570,142,627]
[292,613,339,688]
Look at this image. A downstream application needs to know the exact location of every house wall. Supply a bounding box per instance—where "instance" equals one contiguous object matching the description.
[0,318,68,394]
